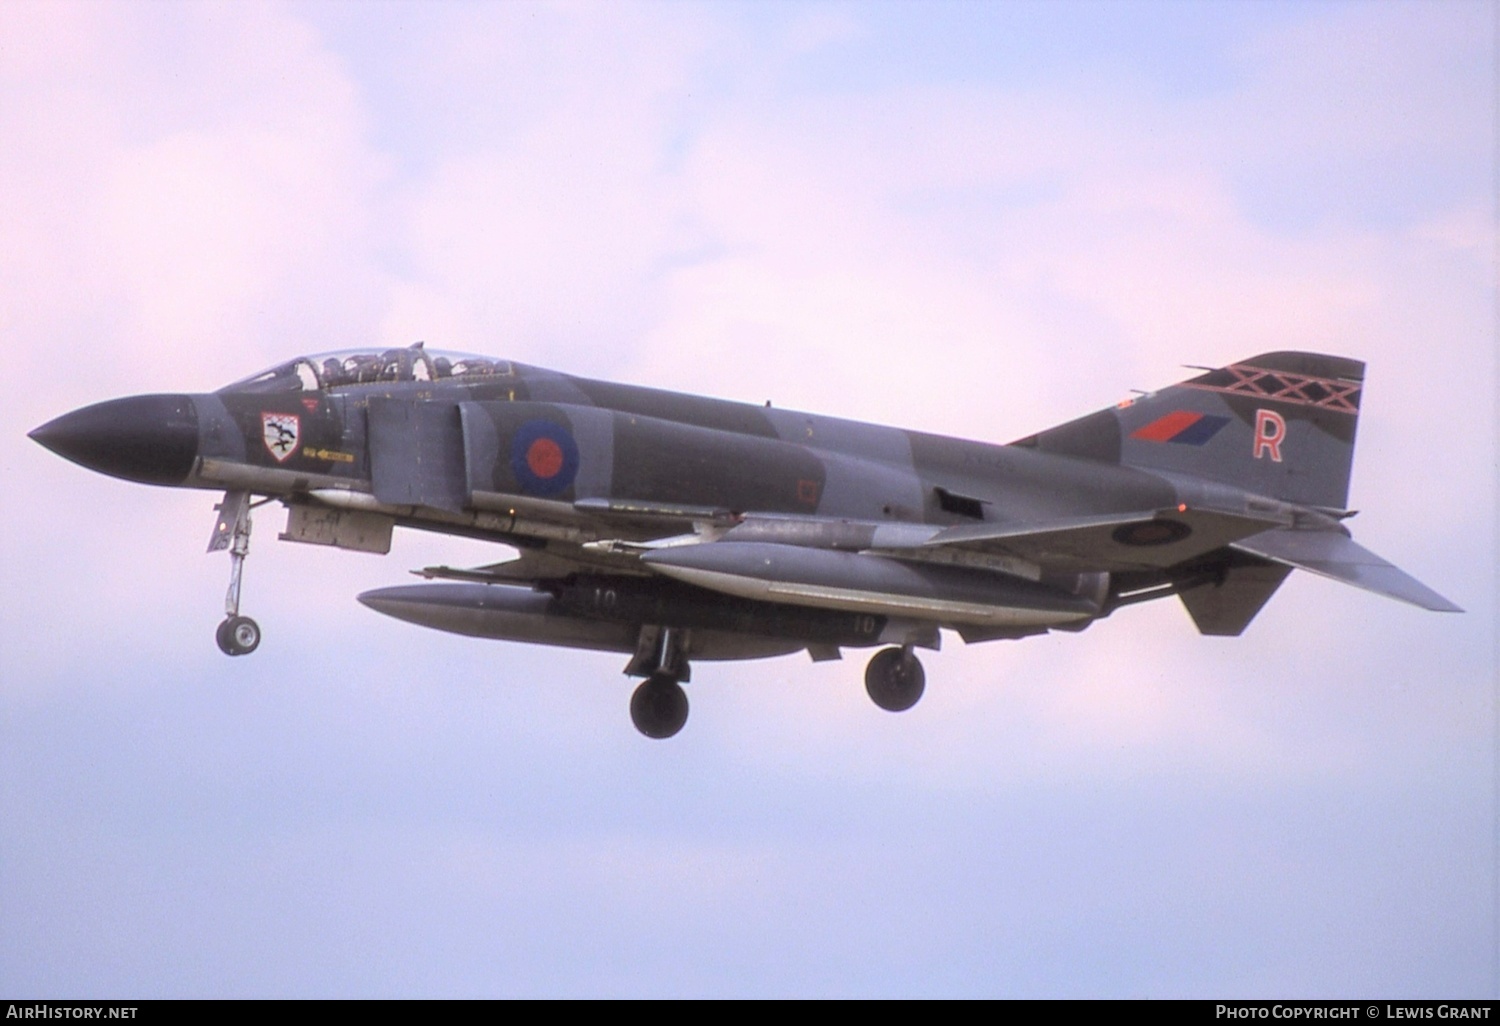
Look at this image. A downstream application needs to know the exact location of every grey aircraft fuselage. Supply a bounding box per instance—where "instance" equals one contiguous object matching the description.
[29,344,1458,738]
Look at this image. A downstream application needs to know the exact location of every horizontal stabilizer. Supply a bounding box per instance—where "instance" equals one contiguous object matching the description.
[1231,529,1461,612]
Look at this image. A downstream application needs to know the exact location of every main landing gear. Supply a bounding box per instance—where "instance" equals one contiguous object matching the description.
[630,674,689,740]
[625,625,690,739]
[622,634,928,736]
[864,646,925,712]
[209,490,262,656]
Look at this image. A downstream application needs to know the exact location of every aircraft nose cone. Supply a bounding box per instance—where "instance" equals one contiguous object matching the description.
[29,394,199,486]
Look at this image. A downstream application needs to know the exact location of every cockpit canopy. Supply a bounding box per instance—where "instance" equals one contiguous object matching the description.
[219,344,513,394]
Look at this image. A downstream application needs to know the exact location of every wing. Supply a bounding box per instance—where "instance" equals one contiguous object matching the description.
[417,491,1283,576]
[916,505,1287,575]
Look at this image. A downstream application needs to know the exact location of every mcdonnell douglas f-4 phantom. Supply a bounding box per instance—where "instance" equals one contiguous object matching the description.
[30,345,1458,737]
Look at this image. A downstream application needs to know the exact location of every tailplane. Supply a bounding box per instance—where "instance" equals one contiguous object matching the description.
[1231,528,1462,613]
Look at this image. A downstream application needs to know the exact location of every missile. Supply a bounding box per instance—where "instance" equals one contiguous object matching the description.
[639,542,1101,627]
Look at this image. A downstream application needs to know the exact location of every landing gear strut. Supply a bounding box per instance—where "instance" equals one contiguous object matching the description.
[209,491,261,656]
[864,646,925,712]
[625,625,691,739]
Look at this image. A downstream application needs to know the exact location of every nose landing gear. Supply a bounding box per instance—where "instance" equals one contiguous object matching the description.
[209,490,262,656]
[215,615,261,657]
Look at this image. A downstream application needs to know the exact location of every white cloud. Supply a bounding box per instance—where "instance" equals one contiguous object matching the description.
[0,1,387,399]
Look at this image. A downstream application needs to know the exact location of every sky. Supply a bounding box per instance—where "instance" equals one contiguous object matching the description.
[0,0,1494,998]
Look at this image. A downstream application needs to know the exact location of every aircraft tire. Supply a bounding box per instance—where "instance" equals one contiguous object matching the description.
[630,674,689,739]
[864,647,925,712]
[216,615,261,657]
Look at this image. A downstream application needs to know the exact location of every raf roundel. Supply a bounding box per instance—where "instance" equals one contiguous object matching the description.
[510,419,580,496]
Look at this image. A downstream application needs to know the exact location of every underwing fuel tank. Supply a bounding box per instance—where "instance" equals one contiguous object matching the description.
[640,542,1102,627]
[358,583,638,653]
[356,582,810,662]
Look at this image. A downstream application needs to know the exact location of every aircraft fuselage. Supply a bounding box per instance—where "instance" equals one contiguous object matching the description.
[30,344,1456,737]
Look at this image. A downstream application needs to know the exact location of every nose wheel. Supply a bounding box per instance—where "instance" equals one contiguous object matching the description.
[216,615,262,656]
[209,490,265,657]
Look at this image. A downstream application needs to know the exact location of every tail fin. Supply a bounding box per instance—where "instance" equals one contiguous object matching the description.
[1019,352,1365,510]
[1014,352,1461,626]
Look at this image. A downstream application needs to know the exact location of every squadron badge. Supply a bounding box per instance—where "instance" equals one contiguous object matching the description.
[261,412,301,462]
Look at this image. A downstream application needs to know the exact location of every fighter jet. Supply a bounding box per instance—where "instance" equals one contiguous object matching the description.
[29,344,1459,737]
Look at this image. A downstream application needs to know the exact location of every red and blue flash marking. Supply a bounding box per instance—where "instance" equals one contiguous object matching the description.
[1130,410,1230,446]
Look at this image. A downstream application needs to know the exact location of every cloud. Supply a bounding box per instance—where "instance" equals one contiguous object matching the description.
[0,1,388,400]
